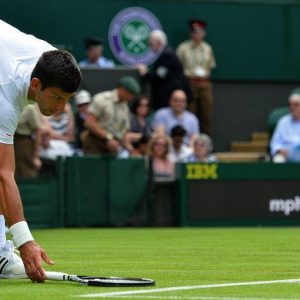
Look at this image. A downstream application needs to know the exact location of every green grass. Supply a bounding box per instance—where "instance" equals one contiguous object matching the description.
[2,228,300,300]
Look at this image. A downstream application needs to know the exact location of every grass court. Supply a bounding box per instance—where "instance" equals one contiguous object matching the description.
[2,228,300,300]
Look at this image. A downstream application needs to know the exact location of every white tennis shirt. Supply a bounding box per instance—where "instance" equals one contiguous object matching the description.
[0,19,55,144]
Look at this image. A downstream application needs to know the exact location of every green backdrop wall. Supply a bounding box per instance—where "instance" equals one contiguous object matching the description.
[1,0,300,80]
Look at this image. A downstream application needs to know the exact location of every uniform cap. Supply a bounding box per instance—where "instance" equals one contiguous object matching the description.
[188,19,207,33]
[119,76,141,95]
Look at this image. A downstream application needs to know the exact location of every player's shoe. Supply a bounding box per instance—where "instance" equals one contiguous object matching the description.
[0,240,26,279]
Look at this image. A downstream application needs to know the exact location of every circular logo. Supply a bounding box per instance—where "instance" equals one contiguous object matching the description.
[109,7,162,65]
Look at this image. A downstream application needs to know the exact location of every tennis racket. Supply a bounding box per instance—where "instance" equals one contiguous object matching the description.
[45,271,155,287]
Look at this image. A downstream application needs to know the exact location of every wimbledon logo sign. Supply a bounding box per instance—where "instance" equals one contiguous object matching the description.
[109,7,162,65]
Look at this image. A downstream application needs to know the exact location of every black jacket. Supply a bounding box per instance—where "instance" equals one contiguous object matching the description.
[143,46,192,110]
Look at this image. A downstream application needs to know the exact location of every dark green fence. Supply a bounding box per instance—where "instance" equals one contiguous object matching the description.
[18,160,300,228]
[18,156,148,228]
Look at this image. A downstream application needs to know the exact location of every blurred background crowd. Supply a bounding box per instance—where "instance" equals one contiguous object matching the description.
[13,17,300,182]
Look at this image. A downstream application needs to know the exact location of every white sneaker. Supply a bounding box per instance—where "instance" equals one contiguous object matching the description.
[0,240,26,279]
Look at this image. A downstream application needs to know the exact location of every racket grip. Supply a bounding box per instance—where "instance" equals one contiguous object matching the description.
[45,271,68,281]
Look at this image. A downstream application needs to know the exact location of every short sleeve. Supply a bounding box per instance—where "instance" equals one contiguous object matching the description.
[0,84,20,144]
[87,95,104,118]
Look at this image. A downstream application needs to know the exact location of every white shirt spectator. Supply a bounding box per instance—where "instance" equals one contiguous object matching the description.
[40,140,73,160]
[168,144,193,163]
[270,114,300,161]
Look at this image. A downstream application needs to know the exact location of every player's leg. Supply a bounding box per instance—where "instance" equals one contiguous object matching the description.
[0,215,6,247]
[0,214,25,279]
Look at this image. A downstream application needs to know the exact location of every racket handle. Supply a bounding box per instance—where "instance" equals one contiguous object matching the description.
[45,271,69,281]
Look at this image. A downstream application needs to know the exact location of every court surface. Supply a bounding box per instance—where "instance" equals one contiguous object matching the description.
[2,228,300,300]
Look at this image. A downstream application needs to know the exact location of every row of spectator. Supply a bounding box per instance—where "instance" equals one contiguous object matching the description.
[14,76,216,180]
[14,78,300,179]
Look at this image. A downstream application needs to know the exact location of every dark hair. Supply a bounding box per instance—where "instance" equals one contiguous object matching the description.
[31,50,82,93]
[171,125,187,137]
[130,95,150,115]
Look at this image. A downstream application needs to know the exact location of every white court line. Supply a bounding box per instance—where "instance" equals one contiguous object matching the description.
[76,278,300,298]
[110,296,300,300]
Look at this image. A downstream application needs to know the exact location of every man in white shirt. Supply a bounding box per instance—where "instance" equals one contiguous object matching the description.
[270,88,300,162]
[0,20,81,282]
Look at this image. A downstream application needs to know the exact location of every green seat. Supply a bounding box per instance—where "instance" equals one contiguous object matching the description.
[268,106,289,136]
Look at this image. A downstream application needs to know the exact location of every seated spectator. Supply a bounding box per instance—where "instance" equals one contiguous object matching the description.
[131,135,150,157]
[270,88,300,162]
[168,125,193,163]
[148,134,174,180]
[14,104,42,178]
[152,89,199,146]
[124,95,152,153]
[185,134,218,163]
[74,90,91,149]
[39,129,74,160]
[46,102,75,144]
[79,37,115,68]
[83,76,141,155]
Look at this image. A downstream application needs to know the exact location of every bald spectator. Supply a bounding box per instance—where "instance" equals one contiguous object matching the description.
[137,30,191,110]
[83,76,141,155]
[152,89,199,146]
[14,104,42,178]
[177,19,216,135]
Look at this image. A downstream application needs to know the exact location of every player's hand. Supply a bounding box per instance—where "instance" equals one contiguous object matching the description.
[19,241,54,283]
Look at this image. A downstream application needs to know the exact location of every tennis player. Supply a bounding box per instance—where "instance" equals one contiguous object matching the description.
[0,19,81,282]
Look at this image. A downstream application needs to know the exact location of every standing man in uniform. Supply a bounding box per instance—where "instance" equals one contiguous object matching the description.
[176,20,216,135]
[0,20,81,282]
[137,30,191,110]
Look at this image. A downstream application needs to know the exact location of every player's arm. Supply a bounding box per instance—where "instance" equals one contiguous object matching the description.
[0,143,25,225]
[0,143,53,282]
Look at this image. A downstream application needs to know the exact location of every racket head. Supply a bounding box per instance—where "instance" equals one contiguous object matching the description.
[77,275,155,287]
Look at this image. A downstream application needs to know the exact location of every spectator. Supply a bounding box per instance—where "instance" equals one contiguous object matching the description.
[148,134,174,180]
[168,125,193,163]
[185,134,217,163]
[74,90,91,149]
[14,104,42,178]
[124,95,152,152]
[79,37,115,68]
[83,76,141,155]
[176,19,216,135]
[270,88,300,163]
[136,30,191,110]
[131,135,150,157]
[152,89,199,146]
[46,102,75,143]
[39,129,74,160]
